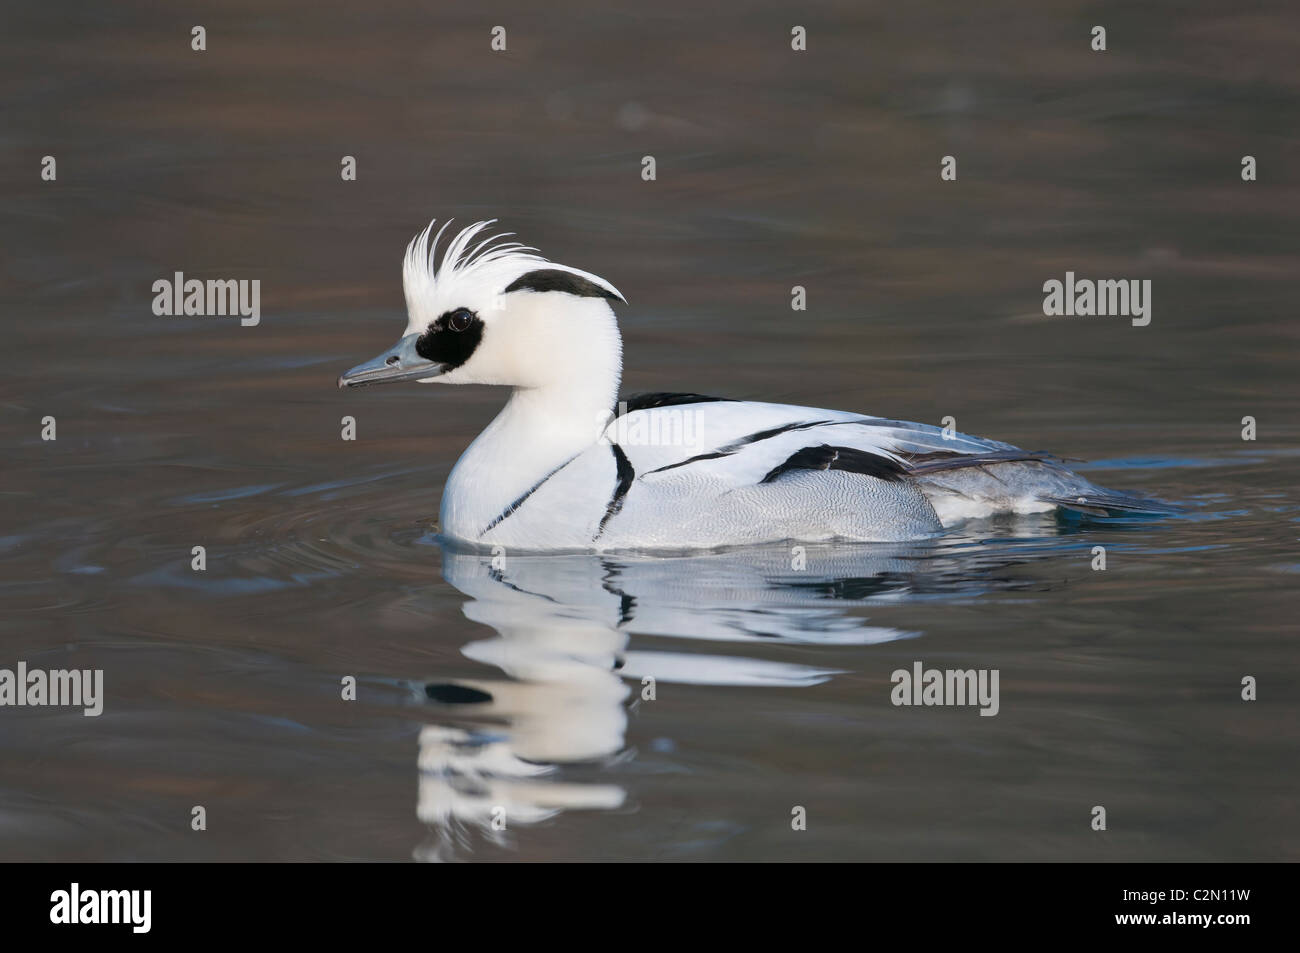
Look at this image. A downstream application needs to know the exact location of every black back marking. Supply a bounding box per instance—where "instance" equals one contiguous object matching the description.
[616,392,734,416]
[735,418,835,446]
[416,309,484,369]
[505,268,621,301]
[761,445,907,484]
[646,450,734,475]
[644,419,852,476]
[595,444,636,539]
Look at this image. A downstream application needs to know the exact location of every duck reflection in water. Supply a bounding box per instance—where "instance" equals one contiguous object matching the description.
[413,526,1075,860]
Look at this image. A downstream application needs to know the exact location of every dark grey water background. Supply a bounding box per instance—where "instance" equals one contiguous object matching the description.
[2,1,1297,860]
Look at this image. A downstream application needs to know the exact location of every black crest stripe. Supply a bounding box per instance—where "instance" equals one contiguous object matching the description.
[505,268,621,301]
[595,444,635,539]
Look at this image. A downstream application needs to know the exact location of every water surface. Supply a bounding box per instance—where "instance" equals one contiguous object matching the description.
[2,0,1297,861]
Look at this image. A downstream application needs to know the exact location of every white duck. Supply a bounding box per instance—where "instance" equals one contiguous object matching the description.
[340,220,1161,551]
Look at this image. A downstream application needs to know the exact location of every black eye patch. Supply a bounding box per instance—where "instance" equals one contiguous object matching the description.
[504,268,622,301]
[416,308,483,368]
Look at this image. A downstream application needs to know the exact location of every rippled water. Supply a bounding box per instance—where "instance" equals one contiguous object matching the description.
[2,1,1298,860]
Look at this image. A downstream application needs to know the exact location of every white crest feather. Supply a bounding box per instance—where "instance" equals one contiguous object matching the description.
[401,219,624,332]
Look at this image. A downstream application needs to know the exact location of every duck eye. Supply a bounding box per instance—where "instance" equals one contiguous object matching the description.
[447,308,474,332]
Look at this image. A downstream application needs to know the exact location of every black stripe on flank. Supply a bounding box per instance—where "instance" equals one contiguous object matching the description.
[646,450,735,475]
[595,444,635,539]
[761,445,907,484]
[480,454,580,536]
[505,268,622,301]
[616,392,734,416]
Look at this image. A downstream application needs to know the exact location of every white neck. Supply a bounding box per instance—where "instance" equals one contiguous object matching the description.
[439,297,622,541]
